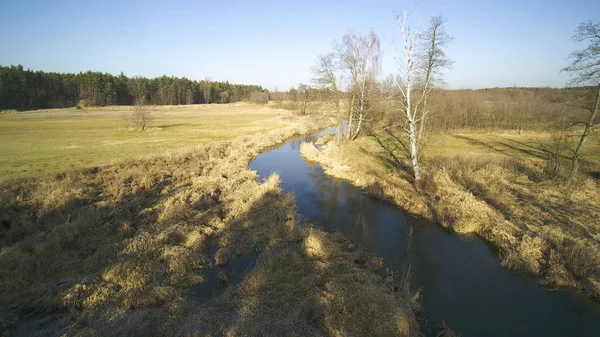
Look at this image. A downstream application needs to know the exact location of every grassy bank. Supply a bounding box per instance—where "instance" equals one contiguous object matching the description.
[300,131,600,300]
[0,117,420,336]
[0,103,295,182]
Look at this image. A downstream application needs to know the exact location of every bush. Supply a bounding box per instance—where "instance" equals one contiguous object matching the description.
[131,98,151,131]
[76,99,89,109]
[249,91,268,105]
[540,126,573,181]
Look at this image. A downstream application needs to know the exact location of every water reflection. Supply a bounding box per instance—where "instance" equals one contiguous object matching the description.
[250,134,600,337]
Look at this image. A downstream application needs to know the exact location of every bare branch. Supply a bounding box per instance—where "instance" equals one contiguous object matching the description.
[561,21,600,85]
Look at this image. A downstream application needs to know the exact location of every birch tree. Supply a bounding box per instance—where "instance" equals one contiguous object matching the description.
[312,53,345,143]
[340,31,382,140]
[312,32,382,143]
[561,21,600,180]
[416,16,454,141]
[390,12,452,181]
[396,13,423,180]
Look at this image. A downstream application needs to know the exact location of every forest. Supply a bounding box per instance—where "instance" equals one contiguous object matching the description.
[0,64,268,110]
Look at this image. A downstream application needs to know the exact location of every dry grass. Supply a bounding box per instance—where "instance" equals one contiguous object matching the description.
[0,103,296,182]
[218,228,419,337]
[302,131,600,301]
[300,141,430,218]
[0,115,420,336]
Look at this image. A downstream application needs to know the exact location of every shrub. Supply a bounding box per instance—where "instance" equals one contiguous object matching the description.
[76,99,89,109]
[131,98,151,131]
[249,91,268,105]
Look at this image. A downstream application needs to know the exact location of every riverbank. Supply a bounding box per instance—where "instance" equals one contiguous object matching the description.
[0,118,420,336]
[300,132,600,301]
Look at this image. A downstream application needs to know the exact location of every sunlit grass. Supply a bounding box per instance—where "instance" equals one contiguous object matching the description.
[0,103,291,181]
[423,133,600,165]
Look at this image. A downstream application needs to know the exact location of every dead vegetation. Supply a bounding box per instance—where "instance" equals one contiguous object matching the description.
[219,228,419,337]
[300,133,600,300]
[300,141,430,218]
[0,116,420,336]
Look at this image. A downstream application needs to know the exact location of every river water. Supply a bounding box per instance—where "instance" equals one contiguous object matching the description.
[249,132,600,337]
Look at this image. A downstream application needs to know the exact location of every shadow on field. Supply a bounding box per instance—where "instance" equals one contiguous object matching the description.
[0,136,281,335]
[0,142,420,336]
[453,134,549,159]
[370,133,413,173]
[454,134,598,167]
[156,123,187,129]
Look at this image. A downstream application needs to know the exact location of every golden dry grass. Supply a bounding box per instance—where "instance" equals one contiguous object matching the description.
[300,141,430,218]
[301,131,600,301]
[218,228,419,337]
[0,116,420,336]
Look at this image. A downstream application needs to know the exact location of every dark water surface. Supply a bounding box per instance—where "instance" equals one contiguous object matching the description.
[249,133,600,337]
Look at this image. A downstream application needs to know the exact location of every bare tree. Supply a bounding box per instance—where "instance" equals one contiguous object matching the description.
[311,32,382,143]
[127,77,152,131]
[561,21,600,180]
[386,12,452,181]
[396,13,423,180]
[312,52,345,143]
[416,16,454,141]
[340,31,382,140]
[297,83,310,115]
[132,97,151,131]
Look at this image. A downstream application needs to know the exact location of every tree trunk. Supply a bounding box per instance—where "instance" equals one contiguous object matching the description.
[347,92,356,141]
[418,95,428,141]
[405,51,421,181]
[409,120,421,180]
[352,80,367,141]
[335,91,343,144]
[352,115,363,140]
[570,84,599,180]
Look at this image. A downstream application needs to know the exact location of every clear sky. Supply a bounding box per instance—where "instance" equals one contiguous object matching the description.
[0,0,598,90]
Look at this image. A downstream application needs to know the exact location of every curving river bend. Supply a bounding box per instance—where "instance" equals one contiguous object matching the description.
[249,131,600,337]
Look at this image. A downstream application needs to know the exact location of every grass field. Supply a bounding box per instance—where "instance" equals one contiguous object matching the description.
[0,103,293,181]
[423,132,600,167]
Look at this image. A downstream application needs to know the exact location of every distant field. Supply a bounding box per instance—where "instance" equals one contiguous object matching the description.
[0,103,292,181]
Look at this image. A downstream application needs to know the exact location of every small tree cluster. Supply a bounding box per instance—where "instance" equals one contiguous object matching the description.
[311,31,382,143]
[309,13,452,181]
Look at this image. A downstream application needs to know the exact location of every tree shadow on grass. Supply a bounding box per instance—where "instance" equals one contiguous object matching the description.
[0,172,169,335]
[0,152,266,335]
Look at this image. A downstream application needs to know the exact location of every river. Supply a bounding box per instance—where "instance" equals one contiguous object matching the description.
[249,132,600,337]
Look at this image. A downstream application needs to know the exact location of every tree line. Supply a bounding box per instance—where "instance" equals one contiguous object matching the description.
[0,65,268,110]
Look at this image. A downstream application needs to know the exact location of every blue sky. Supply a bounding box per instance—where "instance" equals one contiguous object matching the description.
[0,0,598,90]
